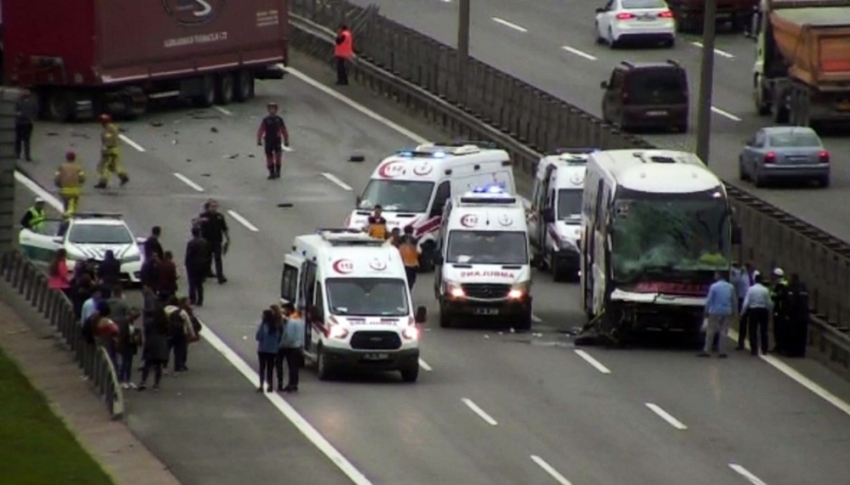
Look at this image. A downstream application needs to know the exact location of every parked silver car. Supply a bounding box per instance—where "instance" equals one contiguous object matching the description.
[738,126,830,188]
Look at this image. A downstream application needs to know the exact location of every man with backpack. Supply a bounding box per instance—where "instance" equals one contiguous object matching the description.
[164,296,197,373]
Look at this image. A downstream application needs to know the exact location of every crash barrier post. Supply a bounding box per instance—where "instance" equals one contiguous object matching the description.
[0,250,125,420]
[287,0,850,380]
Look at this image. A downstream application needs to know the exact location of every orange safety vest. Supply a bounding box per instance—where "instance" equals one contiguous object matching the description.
[399,242,419,267]
[335,29,353,59]
[367,217,387,239]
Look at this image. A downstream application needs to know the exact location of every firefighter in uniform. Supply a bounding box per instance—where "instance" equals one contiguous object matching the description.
[366,205,388,239]
[256,102,290,179]
[95,114,129,189]
[20,197,47,231]
[398,226,420,290]
[55,151,86,215]
[770,268,791,354]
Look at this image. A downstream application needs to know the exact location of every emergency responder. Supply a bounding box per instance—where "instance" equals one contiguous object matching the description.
[785,274,809,358]
[20,197,47,231]
[197,199,230,284]
[740,273,772,355]
[770,268,791,354]
[366,205,388,239]
[398,226,419,290]
[55,151,86,215]
[736,262,760,350]
[334,24,354,85]
[256,102,290,180]
[387,228,402,247]
[95,114,129,189]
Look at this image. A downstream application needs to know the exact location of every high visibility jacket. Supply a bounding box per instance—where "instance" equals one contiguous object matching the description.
[27,207,46,230]
[399,241,419,267]
[102,123,119,150]
[367,216,387,239]
[55,161,85,188]
[335,29,353,59]
[770,278,789,297]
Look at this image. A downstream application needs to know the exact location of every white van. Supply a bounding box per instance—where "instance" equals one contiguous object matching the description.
[528,148,594,281]
[433,186,533,330]
[346,142,516,271]
[280,228,427,382]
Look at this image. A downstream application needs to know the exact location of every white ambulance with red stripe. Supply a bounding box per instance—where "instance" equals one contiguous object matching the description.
[346,142,516,271]
[280,229,427,382]
[432,186,533,330]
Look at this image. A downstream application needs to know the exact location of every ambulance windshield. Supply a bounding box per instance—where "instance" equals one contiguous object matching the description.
[326,278,410,317]
[358,180,435,213]
[447,231,528,265]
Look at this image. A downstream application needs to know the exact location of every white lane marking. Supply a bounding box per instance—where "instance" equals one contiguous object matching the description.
[227,210,259,232]
[491,17,528,33]
[461,398,498,426]
[213,106,233,116]
[532,313,543,323]
[282,144,294,152]
[173,173,205,192]
[321,172,353,191]
[530,455,574,485]
[573,349,612,374]
[285,67,428,144]
[418,358,433,371]
[561,45,597,61]
[645,403,687,430]
[119,134,146,152]
[711,106,742,121]
[690,41,735,59]
[728,328,850,417]
[729,464,768,485]
[14,172,377,485]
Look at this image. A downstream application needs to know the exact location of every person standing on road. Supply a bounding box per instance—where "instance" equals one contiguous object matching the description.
[334,24,354,85]
[279,303,304,393]
[144,226,164,261]
[20,197,47,231]
[197,199,230,284]
[366,205,388,239]
[398,226,420,291]
[54,151,86,216]
[256,309,281,393]
[185,226,211,306]
[14,90,37,161]
[699,271,737,358]
[140,251,161,293]
[117,308,141,389]
[139,302,170,392]
[94,114,129,189]
[48,249,71,299]
[740,273,773,356]
[770,268,790,354]
[165,296,195,374]
[97,250,121,299]
[785,274,809,358]
[157,251,179,302]
[256,102,290,180]
[736,262,759,350]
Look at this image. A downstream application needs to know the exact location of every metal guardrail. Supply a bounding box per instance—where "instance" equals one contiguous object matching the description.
[0,250,125,420]
[287,0,850,379]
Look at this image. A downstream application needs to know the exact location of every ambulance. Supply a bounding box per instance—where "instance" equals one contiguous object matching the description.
[280,228,427,382]
[433,185,533,330]
[528,148,595,282]
[346,141,516,271]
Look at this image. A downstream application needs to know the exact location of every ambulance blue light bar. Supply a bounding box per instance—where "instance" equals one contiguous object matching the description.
[396,149,447,158]
[472,183,506,194]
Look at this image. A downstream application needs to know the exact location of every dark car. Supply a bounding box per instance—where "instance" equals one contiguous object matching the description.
[601,60,689,132]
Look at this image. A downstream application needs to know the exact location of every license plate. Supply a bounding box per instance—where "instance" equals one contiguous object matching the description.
[363,353,389,360]
[638,15,655,21]
[646,110,668,116]
[474,308,500,315]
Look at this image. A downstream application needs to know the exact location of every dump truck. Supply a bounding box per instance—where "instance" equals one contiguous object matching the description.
[753,0,850,127]
[1,0,289,121]
[668,0,758,33]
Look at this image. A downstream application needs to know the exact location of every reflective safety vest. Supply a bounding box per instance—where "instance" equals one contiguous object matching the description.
[771,278,789,297]
[399,241,419,267]
[28,207,46,230]
[367,217,387,239]
[102,123,119,149]
[335,29,353,59]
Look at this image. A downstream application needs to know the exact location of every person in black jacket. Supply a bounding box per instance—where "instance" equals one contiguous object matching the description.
[196,199,229,284]
[97,250,121,298]
[140,251,161,293]
[185,226,210,306]
[785,274,810,358]
[144,226,164,260]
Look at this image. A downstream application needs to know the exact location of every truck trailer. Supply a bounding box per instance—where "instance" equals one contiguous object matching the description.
[667,0,758,33]
[753,0,850,127]
[1,0,289,121]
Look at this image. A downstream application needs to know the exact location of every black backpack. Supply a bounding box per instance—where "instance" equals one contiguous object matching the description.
[167,309,185,337]
[81,315,96,344]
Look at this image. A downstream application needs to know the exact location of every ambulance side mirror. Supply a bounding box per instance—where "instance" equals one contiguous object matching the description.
[415,306,427,324]
[541,207,555,223]
[433,253,444,266]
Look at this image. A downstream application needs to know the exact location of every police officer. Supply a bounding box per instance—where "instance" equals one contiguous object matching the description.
[184,226,211,306]
[256,102,290,180]
[398,226,420,290]
[366,205,388,239]
[770,268,791,354]
[95,114,129,189]
[55,151,86,215]
[334,24,354,85]
[785,274,809,358]
[20,197,47,231]
[197,199,230,284]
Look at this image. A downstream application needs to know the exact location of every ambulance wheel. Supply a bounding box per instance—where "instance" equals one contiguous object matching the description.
[317,345,334,381]
[516,306,533,332]
[439,304,452,328]
[400,365,419,383]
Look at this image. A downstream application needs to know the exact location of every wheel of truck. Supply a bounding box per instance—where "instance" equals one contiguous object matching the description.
[234,70,255,103]
[193,75,216,108]
[215,73,235,105]
[317,345,334,381]
[400,365,420,383]
[47,90,74,122]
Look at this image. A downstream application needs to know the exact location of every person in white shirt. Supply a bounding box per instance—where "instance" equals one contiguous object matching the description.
[740,273,773,356]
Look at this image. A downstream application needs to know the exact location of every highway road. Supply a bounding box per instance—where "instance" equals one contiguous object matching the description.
[16,52,850,484]
[346,0,850,243]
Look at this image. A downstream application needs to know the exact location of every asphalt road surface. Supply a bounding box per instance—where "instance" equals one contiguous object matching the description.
[346,0,850,243]
[14,53,850,485]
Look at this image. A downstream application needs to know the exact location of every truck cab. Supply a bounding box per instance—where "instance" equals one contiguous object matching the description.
[280,228,426,382]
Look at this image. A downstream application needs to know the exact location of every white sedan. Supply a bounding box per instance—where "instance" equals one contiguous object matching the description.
[595,0,676,48]
[19,212,146,285]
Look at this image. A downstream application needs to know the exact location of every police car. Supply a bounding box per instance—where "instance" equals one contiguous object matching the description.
[19,212,146,285]
[433,185,533,330]
[280,229,427,382]
[529,148,594,281]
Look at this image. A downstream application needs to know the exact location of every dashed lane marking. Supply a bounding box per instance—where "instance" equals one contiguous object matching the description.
[711,106,742,121]
[213,106,233,116]
[461,398,498,426]
[530,455,574,485]
[561,45,597,61]
[492,17,528,33]
[173,173,205,192]
[322,172,353,191]
[418,359,433,371]
[690,41,735,59]
[227,210,259,232]
[573,349,611,374]
[645,403,688,430]
[119,134,146,152]
[728,464,768,485]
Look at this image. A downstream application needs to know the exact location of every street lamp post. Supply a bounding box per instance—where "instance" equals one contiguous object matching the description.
[457,0,471,105]
[695,0,718,165]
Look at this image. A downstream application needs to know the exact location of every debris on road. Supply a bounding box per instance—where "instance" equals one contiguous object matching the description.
[149,121,164,127]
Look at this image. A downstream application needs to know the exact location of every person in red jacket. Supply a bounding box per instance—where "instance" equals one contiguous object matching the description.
[256,102,289,180]
[157,251,179,302]
[334,24,354,85]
